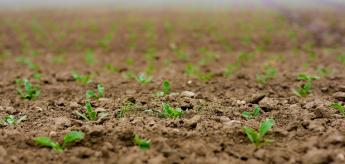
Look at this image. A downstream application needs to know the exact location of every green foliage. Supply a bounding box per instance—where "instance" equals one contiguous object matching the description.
[71,71,92,85]
[316,66,332,77]
[242,105,261,119]
[75,101,98,121]
[156,80,171,97]
[160,103,183,119]
[105,64,119,73]
[174,48,189,61]
[292,73,319,97]
[16,79,40,100]
[33,131,85,152]
[185,64,214,81]
[223,63,239,78]
[256,65,277,85]
[84,50,97,65]
[237,52,255,63]
[243,118,274,147]
[51,55,65,64]
[63,131,85,147]
[136,74,152,84]
[133,134,151,150]
[0,115,27,126]
[116,101,135,118]
[33,137,63,152]
[330,102,345,117]
[16,56,40,71]
[86,84,104,100]
[336,53,345,65]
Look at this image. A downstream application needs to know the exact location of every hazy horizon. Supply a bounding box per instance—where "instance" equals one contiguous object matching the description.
[1,0,344,9]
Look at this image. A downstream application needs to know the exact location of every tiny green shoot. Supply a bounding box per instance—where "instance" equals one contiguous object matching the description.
[133,134,151,150]
[156,80,171,97]
[86,84,104,100]
[256,65,277,85]
[330,102,345,117]
[292,73,319,97]
[0,115,27,126]
[242,105,261,119]
[75,100,98,121]
[71,71,92,85]
[16,79,40,100]
[243,118,275,147]
[160,103,183,119]
[33,131,85,152]
[136,74,152,84]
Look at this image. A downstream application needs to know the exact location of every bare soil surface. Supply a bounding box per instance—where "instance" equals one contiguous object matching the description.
[1,10,345,164]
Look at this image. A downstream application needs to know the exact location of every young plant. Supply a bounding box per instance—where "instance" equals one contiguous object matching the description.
[116,101,136,118]
[84,50,97,65]
[71,71,92,85]
[16,56,40,71]
[292,73,319,97]
[33,131,85,152]
[105,63,119,73]
[86,84,104,100]
[160,103,183,119]
[243,118,275,147]
[156,80,171,97]
[0,115,27,126]
[256,65,277,85]
[316,66,332,77]
[75,101,97,121]
[16,79,40,100]
[133,134,151,150]
[330,102,345,117]
[136,73,152,84]
[223,63,239,78]
[242,105,261,119]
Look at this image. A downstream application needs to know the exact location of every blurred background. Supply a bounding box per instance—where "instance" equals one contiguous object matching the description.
[1,0,344,9]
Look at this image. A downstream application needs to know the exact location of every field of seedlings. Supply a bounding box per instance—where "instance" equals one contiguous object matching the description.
[1,9,345,163]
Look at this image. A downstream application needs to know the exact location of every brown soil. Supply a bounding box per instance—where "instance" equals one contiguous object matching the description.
[1,9,345,164]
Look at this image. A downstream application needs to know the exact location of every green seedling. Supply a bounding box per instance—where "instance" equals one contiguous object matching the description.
[156,80,171,97]
[75,101,98,121]
[86,84,104,100]
[145,63,155,75]
[16,79,40,100]
[185,64,214,81]
[33,72,42,80]
[330,102,345,117]
[256,65,277,85]
[223,63,239,78]
[133,134,151,150]
[243,118,275,147]
[292,73,319,97]
[242,105,261,119]
[51,55,65,64]
[136,74,152,84]
[71,71,92,85]
[122,71,136,79]
[160,103,183,119]
[16,56,40,71]
[84,50,96,65]
[33,131,85,153]
[125,57,134,66]
[0,115,27,126]
[105,64,119,73]
[174,48,189,61]
[116,101,136,118]
[337,53,345,65]
[316,66,332,77]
